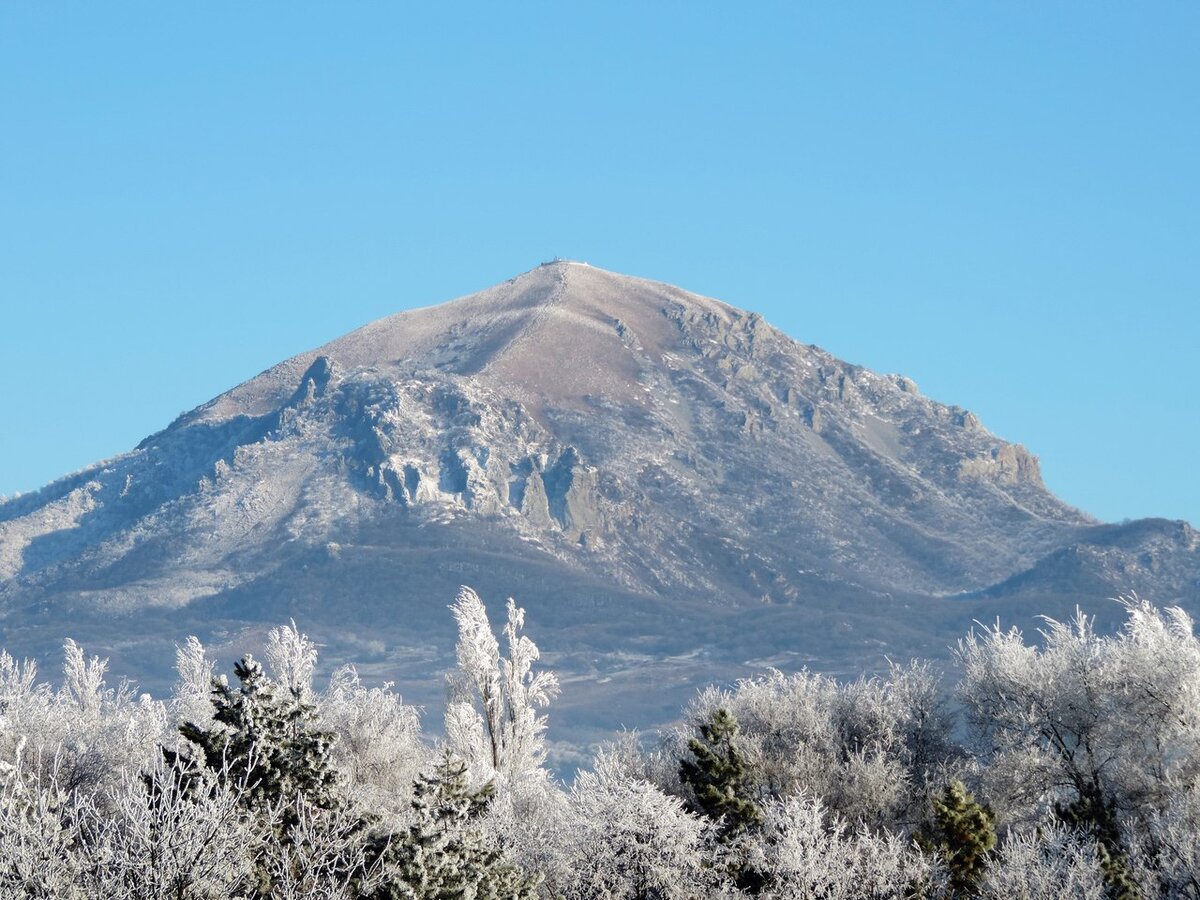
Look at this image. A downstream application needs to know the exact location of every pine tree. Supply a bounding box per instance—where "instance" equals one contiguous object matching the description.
[917,780,996,898]
[680,708,765,894]
[1055,785,1141,900]
[167,654,342,823]
[368,749,538,900]
[155,654,354,899]
[679,707,762,839]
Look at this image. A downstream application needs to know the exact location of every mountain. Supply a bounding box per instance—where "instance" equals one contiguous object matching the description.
[1,261,1196,750]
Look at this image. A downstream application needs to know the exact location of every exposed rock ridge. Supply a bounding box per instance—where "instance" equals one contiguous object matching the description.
[0,262,1194,747]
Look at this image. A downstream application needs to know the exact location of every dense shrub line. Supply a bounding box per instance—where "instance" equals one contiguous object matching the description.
[1,589,1199,898]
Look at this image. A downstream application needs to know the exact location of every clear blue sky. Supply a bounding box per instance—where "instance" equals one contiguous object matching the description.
[1,4,1197,525]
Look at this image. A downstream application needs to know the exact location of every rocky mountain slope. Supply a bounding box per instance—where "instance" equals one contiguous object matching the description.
[2,262,1196,750]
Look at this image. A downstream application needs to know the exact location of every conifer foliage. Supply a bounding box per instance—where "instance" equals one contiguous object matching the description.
[370,749,538,900]
[1055,788,1140,900]
[918,780,995,897]
[679,707,763,838]
[172,653,342,819]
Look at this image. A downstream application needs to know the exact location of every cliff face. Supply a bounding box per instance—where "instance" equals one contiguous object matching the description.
[1,262,1195,745]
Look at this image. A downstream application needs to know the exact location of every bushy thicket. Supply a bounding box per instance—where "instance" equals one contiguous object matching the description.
[2,591,1200,898]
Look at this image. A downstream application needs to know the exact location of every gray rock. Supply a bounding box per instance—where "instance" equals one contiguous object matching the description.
[520,467,554,530]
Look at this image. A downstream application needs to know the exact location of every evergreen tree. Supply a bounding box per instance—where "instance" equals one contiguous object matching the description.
[369,749,537,899]
[679,707,764,894]
[917,780,996,898]
[679,707,762,839]
[1055,785,1141,900]
[156,654,354,899]
[167,654,342,822]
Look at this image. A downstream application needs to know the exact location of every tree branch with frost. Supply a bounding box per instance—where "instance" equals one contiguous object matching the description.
[446,587,559,785]
[957,596,1200,836]
[61,639,107,719]
[173,635,215,728]
[265,619,318,702]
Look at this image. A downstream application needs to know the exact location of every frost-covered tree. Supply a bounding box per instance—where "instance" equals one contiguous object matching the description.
[177,625,427,819]
[981,827,1108,900]
[0,642,167,796]
[0,651,42,767]
[173,636,216,729]
[0,752,88,899]
[172,654,342,822]
[369,749,537,900]
[561,750,728,900]
[321,664,427,816]
[958,598,1200,848]
[917,780,995,898]
[1129,785,1200,898]
[479,767,577,895]
[670,661,958,830]
[445,586,559,787]
[746,794,940,900]
[3,596,1200,897]
[79,755,258,900]
[257,795,384,900]
[265,620,319,701]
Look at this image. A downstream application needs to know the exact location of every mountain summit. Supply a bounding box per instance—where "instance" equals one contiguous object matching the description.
[1,262,1196,743]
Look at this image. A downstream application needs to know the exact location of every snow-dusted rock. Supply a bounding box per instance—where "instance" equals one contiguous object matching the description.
[0,261,1195,746]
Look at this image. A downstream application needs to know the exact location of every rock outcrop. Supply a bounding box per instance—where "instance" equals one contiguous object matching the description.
[0,261,1194,748]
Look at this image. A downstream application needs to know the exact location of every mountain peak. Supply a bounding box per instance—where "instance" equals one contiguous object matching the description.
[1,264,1194,743]
[200,262,731,422]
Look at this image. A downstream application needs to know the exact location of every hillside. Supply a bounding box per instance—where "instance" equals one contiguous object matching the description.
[1,261,1196,746]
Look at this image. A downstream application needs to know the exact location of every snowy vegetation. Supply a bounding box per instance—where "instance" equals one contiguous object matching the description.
[1,590,1199,898]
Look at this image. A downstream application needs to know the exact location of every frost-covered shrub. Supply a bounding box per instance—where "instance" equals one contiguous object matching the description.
[981,827,1108,900]
[172,636,216,729]
[265,620,319,700]
[482,770,577,896]
[0,642,168,797]
[747,794,940,900]
[668,660,957,829]
[0,752,88,899]
[958,597,1200,832]
[257,796,383,900]
[78,755,259,900]
[322,664,427,817]
[1129,783,1200,899]
[557,751,729,900]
